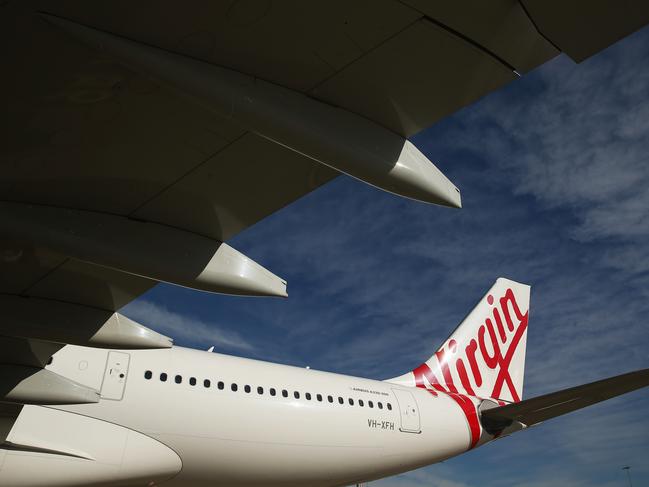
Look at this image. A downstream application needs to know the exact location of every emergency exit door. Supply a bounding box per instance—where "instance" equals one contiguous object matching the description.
[392,389,421,433]
[101,351,130,400]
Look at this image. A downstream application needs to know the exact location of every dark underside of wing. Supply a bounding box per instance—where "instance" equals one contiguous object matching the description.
[482,369,649,427]
[1,0,649,354]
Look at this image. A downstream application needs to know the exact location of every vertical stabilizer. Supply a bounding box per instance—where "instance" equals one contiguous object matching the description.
[388,278,530,403]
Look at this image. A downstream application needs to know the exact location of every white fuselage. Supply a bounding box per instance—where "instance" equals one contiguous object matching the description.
[2,345,483,486]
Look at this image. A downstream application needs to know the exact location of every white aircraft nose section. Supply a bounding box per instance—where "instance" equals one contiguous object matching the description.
[388,141,462,208]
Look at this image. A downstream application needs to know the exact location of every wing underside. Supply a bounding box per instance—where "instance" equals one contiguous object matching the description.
[1,0,648,407]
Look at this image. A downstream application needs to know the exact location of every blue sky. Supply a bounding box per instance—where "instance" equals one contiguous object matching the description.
[124,26,649,487]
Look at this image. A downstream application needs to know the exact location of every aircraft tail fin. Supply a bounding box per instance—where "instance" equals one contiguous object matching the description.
[387,278,530,403]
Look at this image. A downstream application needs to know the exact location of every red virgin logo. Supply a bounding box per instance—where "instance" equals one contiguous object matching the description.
[411,287,529,448]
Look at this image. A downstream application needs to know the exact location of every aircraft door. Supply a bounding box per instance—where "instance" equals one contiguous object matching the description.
[392,389,421,433]
[100,351,130,400]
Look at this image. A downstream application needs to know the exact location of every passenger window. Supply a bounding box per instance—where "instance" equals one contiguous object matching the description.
[231,383,238,392]
[270,388,276,396]
[218,381,224,390]
[175,375,182,384]
[144,370,152,380]
[369,401,374,408]
[316,394,323,402]
[160,373,168,382]
[387,403,392,410]
[305,393,312,400]
[327,395,333,403]
[189,377,196,386]
[244,385,251,393]
[257,386,264,395]
[294,391,300,399]
[282,389,288,398]
[378,402,383,409]
[359,399,364,407]
[348,398,354,406]
[204,379,211,388]
[338,397,344,405]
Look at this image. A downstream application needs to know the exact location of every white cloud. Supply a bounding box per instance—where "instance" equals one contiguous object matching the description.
[458,45,649,245]
[121,299,256,352]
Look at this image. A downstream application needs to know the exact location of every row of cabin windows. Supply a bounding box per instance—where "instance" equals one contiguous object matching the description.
[144,370,392,411]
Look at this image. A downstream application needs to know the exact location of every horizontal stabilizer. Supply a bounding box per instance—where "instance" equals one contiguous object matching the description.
[482,368,649,427]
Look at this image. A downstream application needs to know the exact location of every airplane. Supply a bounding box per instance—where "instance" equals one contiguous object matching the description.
[2,1,649,486]
[1,278,648,486]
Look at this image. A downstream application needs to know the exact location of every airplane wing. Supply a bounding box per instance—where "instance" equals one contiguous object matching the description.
[2,1,649,404]
[482,369,649,427]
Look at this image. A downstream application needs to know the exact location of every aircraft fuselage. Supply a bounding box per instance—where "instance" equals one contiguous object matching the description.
[2,345,479,486]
